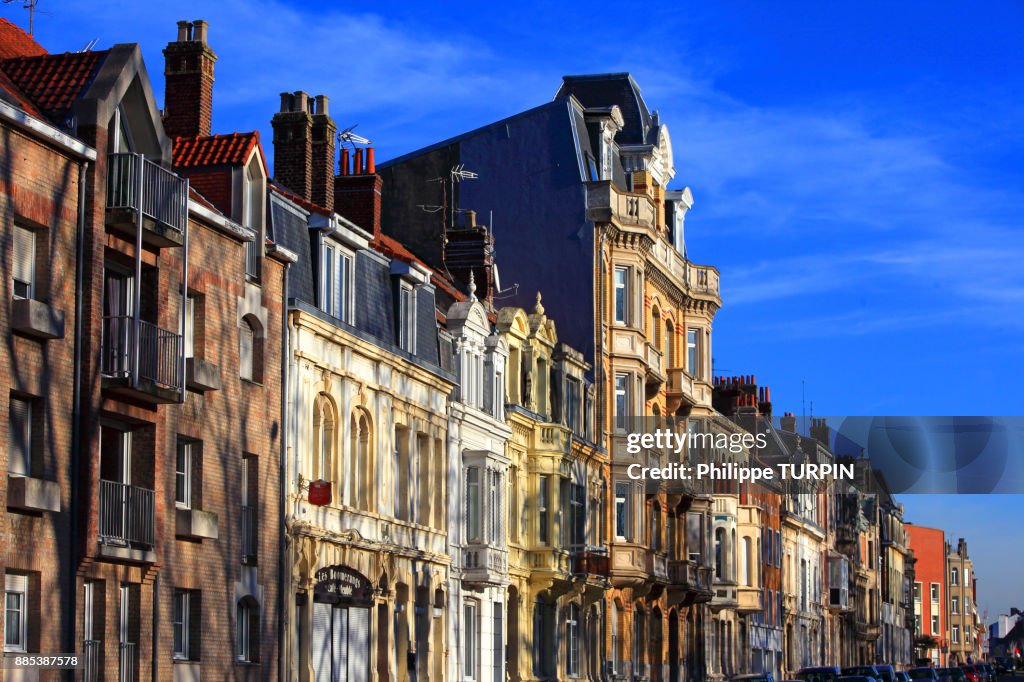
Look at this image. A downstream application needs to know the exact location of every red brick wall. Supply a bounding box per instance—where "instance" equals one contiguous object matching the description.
[0,121,84,663]
[907,524,946,649]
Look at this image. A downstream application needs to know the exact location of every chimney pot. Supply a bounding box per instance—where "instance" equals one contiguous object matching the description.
[314,94,329,116]
[340,148,350,176]
[293,91,309,114]
[176,20,191,42]
[354,148,364,175]
[766,387,771,402]
[279,92,291,113]
[192,19,208,44]
[366,147,375,174]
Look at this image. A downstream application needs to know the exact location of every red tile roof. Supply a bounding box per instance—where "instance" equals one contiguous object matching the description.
[173,132,268,174]
[0,19,46,60]
[0,68,42,117]
[0,50,106,123]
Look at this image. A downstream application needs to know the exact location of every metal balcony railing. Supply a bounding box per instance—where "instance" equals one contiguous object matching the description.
[241,505,257,561]
[99,480,154,548]
[119,642,137,682]
[107,153,188,234]
[101,316,183,391]
[82,639,102,682]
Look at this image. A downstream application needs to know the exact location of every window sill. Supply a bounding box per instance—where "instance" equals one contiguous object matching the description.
[240,378,264,387]
[6,474,60,513]
[10,298,65,340]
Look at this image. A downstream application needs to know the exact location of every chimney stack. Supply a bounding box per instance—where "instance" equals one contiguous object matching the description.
[780,412,797,433]
[810,417,830,447]
[163,20,218,139]
[310,94,336,211]
[335,146,383,239]
[271,91,314,201]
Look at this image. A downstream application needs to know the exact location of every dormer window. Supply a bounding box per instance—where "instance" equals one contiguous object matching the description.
[397,283,415,353]
[244,163,263,282]
[319,240,354,324]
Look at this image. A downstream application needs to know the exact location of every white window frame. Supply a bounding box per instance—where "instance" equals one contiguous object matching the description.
[320,240,355,324]
[398,283,416,353]
[951,567,959,586]
[12,224,36,300]
[615,482,630,540]
[614,373,630,432]
[931,614,939,635]
[239,320,255,381]
[952,596,959,615]
[538,475,550,545]
[182,294,196,360]
[613,266,629,324]
[466,467,481,543]
[175,440,193,509]
[952,624,960,644]
[173,590,190,660]
[463,600,478,681]
[236,599,254,662]
[4,574,27,653]
[930,583,939,602]
[566,602,581,678]
[687,328,701,378]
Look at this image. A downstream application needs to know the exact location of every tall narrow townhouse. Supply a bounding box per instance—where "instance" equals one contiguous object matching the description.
[0,18,95,669]
[906,524,948,665]
[443,280,513,682]
[946,538,978,664]
[877,485,912,667]
[497,300,606,682]
[268,93,456,682]
[376,71,722,682]
[1,19,289,681]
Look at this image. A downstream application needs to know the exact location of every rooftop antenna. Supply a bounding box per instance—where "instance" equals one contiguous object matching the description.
[78,37,99,53]
[3,0,38,35]
[337,124,371,149]
[802,379,806,435]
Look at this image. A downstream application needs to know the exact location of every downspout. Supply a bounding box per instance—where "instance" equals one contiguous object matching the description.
[278,250,291,682]
[152,574,160,682]
[68,158,89,677]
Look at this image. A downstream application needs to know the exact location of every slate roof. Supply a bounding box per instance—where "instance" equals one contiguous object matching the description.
[0,19,46,60]
[0,50,107,124]
[173,132,267,173]
[556,73,654,145]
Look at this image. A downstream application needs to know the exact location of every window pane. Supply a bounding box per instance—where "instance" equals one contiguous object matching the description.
[8,397,31,476]
[12,225,35,300]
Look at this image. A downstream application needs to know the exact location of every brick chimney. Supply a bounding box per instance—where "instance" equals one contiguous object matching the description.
[310,95,336,211]
[810,417,830,447]
[272,91,314,201]
[780,411,797,433]
[163,20,217,139]
[335,146,382,239]
[444,209,496,306]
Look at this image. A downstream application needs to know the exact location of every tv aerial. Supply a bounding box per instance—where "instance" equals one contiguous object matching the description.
[337,125,371,149]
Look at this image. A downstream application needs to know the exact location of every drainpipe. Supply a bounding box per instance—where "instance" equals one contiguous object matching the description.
[132,153,143,388]
[67,158,89,680]
[152,574,160,682]
[279,251,291,682]
[180,180,189,403]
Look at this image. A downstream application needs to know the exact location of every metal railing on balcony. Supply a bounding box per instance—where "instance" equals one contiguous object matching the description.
[99,480,154,548]
[119,642,137,682]
[101,316,183,391]
[241,505,258,561]
[572,550,610,577]
[82,639,102,682]
[107,153,188,234]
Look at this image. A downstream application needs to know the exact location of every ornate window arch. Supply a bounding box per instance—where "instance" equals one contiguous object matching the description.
[312,393,336,482]
[349,408,373,510]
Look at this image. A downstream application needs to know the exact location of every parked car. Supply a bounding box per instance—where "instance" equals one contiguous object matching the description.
[896,672,911,682]
[875,665,897,682]
[798,667,844,682]
[844,667,882,682]
[909,668,940,681]
[960,665,980,682]
[839,677,877,682]
[994,657,1014,674]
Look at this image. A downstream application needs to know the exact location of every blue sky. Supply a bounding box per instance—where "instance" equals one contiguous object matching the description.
[8,0,1023,620]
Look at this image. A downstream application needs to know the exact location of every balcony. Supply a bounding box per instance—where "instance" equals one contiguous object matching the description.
[572,550,610,580]
[106,152,187,248]
[98,479,155,561]
[650,240,722,305]
[586,181,656,230]
[241,505,258,563]
[610,325,646,362]
[463,543,509,586]
[738,585,762,613]
[667,558,714,605]
[176,506,219,540]
[856,622,881,640]
[82,639,102,682]
[10,298,65,340]
[119,641,137,682]
[666,367,698,413]
[101,316,183,403]
[645,551,669,582]
[645,342,665,395]
[529,547,572,576]
[186,356,222,392]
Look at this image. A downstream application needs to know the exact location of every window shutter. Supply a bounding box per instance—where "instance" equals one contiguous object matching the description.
[12,225,35,299]
[332,607,348,682]
[348,607,369,682]
[8,397,31,476]
[335,252,346,321]
[312,603,331,682]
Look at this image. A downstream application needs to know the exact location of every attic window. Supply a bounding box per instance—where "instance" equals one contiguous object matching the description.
[585,154,599,182]
[397,283,416,353]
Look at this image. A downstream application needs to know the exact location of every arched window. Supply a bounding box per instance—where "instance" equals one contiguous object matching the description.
[741,536,752,586]
[611,601,622,672]
[715,527,725,579]
[239,315,263,383]
[652,307,662,349]
[666,320,675,368]
[349,410,372,510]
[313,394,335,482]
[236,596,260,662]
[651,502,662,552]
